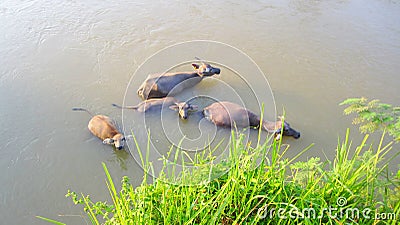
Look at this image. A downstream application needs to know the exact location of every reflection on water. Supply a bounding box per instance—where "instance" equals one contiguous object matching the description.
[0,0,399,224]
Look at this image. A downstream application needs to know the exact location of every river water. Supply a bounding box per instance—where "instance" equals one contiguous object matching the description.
[1,0,399,224]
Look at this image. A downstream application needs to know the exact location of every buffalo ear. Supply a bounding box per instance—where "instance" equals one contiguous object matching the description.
[103,138,114,145]
[192,63,200,69]
[169,104,179,111]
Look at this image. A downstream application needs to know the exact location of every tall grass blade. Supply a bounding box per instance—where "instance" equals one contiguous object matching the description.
[36,216,66,225]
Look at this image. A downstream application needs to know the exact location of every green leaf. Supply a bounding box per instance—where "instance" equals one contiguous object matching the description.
[382,117,394,123]
[36,216,66,225]
[379,103,392,110]
[339,97,365,106]
[359,111,374,120]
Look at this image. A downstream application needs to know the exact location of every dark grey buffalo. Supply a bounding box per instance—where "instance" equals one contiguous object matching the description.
[202,101,300,139]
[137,63,221,100]
[112,97,198,120]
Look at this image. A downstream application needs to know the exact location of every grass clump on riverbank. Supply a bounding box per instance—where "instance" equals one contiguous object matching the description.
[50,128,399,225]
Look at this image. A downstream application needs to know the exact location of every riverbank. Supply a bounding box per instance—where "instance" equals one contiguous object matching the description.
[43,128,399,224]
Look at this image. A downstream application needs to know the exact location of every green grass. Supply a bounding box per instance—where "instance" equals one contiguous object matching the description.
[40,129,399,224]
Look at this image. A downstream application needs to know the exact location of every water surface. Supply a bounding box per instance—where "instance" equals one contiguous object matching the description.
[1,0,399,224]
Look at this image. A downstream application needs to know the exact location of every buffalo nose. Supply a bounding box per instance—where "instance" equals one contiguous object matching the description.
[117,146,123,150]
[294,133,301,139]
[215,68,221,74]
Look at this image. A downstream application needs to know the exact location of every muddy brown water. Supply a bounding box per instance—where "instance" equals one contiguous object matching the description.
[1,0,399,224]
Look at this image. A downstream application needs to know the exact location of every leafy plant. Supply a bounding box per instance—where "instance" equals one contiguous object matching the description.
[340,97,400,141]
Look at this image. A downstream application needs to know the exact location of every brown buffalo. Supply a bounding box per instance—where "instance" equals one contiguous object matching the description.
[72,108,126,149]
[202,101,300,139]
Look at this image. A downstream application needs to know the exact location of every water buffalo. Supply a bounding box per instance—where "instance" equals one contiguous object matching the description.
[112,97,198,120]
[202,101,300,139]
[72,108,126,149]
[137,62,221,100]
